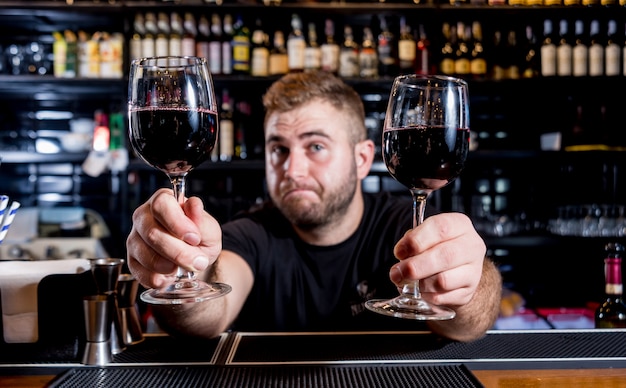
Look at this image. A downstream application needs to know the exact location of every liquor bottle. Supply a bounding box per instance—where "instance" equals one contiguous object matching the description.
[588,20,604,77]
[250,18,269,77]
[453,21,470,77]
[605,20,621,77]
[196,15,210,61]
[440,22,455,76]
[595,243,626,328]
[208,13,223,75]
[377,15,397,77]
[320,19,340,74]
[359,26,378,78]
[540,19,557,77]
[521,24,539,78]
[231,15,250,75]
[169,12,183,57]
[304,22,322,72]
[142,12,157,58]
[181,13,197,57]
[556,19,572,77]
[398,16,416,75]
[287,14,306,73]
[504,29,519,79]
[219,89,235,162]
[338,24,359,78]
[268,30,289,76]
[415,24,431,75]
[155,12,170,57]
[572,20,588,77]
[222,14,234,75]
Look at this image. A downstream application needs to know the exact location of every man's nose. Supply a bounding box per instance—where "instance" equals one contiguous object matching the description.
[284,150,308,179]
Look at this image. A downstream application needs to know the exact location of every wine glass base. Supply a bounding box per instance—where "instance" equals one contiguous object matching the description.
[141,280,232,305]
[365,297,456,321]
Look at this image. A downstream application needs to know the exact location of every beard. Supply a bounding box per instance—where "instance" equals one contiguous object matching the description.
[273,168,358,230]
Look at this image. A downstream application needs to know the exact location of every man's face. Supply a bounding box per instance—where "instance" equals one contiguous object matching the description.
[264,100,358,229]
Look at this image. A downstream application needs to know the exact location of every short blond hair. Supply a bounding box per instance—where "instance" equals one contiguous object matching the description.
[262,71,367,145]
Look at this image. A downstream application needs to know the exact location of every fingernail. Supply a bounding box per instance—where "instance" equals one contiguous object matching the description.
[182,233,201,245]
[390,266,403,284]
[192,256,209,271]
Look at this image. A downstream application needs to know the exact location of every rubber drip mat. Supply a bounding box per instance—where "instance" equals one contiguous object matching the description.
[229,330,626,364]
[48,364,483,388]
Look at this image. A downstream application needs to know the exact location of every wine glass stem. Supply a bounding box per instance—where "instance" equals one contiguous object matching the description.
[171,175,194,282]
[402,190,429,300]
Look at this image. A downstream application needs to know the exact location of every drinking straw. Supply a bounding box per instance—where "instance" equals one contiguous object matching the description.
[0,195,8,221]
[0,200,20,245]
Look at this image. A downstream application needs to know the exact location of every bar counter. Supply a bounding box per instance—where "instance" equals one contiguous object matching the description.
[1,330,625,387]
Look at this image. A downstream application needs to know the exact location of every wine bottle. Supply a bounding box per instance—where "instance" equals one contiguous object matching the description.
[398,16,416,75]
[142,12,157,58]
[181,12,197,57]
[605,20,621,77]
[208,13,223,75]
[521,24,539,78]
[556,19,572,77]
[222,14,234,75]
[250,18,269,77]
[453,21,470,77]
[377,15,397,77]
[595,243,626,329]
[416,24,432,75]
[155,12,170,57]
[321,19,340,75]
[540,19,557,77]
[196,14,210,61]
[588,20,604,77]
[219,89,235,162]
[504,29,520,79]
[169,12,183,57]
[129,14,144,62]
[440,22,455,76]
[469,21,487,79]
[572,20,588,77]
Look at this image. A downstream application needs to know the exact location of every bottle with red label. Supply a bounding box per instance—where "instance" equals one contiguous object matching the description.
[595,242,626,328]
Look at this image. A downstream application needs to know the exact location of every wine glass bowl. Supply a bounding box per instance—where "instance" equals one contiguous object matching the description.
[365,74,470,320]
[128,56,231,305]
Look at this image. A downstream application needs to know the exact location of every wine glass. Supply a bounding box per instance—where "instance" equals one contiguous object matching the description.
[365,74,470,320]
[128,56,231,305]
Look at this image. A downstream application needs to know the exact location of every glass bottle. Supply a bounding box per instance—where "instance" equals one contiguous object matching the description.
[605,20,621,77]
[556,19,573,77]
[231,15,250,75]
[398,16,416,75]
[321,19,340,75]
[304,22,322,72]
[595,243,626,328]
[196,14,210,61]
[338,24,359,78]
[416,24,432,75]
[469,21,487,79]
[208,13,223,75]
[181,12,197,57]
[287,14,306,73]
[521,24,539,78]
[269,30,289,76]
[453,21,470,77]
[155,12,170,57]
[250,18,269,77]
[359,26,378,78]
[222,14,234,75]
[540,19,557,77]
[572,20,588,77]
[219,89,235,162]
[440,22,455,76]
[377,15,397,77]
[588,20,604,77]
[168,12,183,57]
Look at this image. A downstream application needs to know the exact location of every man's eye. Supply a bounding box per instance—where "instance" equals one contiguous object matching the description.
[311,144,324,152]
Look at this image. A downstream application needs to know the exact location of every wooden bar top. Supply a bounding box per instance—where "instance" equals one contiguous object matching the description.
[3,368,626,388]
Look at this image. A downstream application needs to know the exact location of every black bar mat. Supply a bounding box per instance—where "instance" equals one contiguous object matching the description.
[228,330,626,364]
[111,334,225,365]
[48,364,483,388]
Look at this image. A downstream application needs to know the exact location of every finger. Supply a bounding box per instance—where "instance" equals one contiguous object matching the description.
[126,227,177,289]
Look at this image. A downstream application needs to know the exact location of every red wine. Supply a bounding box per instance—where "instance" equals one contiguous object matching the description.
[129,107,218,175]
[383,125,470,191]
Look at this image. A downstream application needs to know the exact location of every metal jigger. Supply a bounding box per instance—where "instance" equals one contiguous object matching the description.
[116,273,144,346]
[81,295,112,366]
[88,258,126,355]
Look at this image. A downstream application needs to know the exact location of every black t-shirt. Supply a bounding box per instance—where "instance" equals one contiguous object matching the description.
[222,191,433,332]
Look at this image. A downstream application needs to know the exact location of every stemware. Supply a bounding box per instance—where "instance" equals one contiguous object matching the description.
[365,74,470,320]
[128,56,231,304]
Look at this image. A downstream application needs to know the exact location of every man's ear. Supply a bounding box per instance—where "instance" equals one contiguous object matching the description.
[355,139,375,179]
